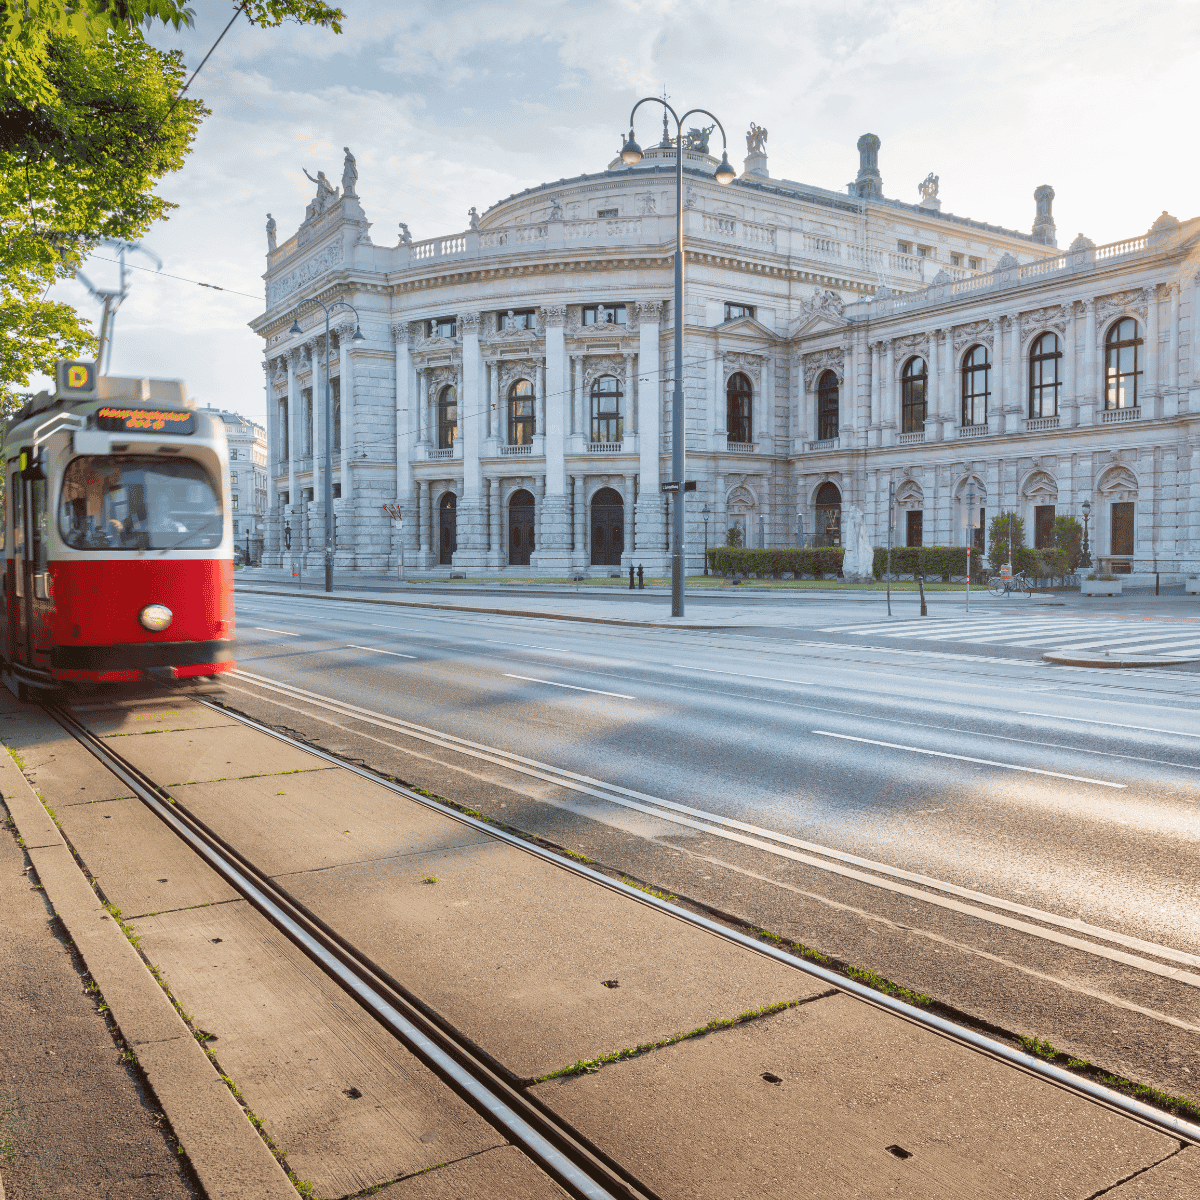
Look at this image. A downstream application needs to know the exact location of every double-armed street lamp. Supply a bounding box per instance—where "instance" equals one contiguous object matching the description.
[620,100,735,618]
[289,297,365,591]
[1080,498,1093,569]
[701,503,711,575]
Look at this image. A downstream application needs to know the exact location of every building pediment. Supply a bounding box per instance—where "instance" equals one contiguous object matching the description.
[791,311,850,341]
[715,315,777,341]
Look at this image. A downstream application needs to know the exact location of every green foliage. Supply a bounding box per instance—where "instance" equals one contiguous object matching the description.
[723,523,744,548]
[0,0,343,402]
[708,546,845,579]
[871,545,981,581]
[1052,515,1083,571]
[987,512,1025,571]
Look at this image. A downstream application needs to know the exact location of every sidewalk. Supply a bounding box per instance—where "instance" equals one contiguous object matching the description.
[2,689,1197,1198]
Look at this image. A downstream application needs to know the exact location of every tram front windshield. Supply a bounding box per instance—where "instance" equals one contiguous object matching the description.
[59,456,223,551]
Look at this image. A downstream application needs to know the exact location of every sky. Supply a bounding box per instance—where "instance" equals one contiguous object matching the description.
[32,0,1200,424]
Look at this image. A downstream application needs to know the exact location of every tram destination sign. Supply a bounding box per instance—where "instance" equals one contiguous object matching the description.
[96,406,196,434]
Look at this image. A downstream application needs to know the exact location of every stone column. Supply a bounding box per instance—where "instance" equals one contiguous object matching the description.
[1004,314,1022,433]
[263,361,280,565]
[534,305,570,571]
[488,478,504,568]
[635,301,666,570]
[572,474,587,570]
[286,348,300,509]
[454,311,486,566]
[988,319,1002,429]
[392,323,416,570]
[1168,281,1181,415]
[1080,300,1097,424]
[421,479,433,566]
[1062,303,1077,427]
[572,355,584,438]
[873,343,883,446]
[623,351,635,438]
[881,340,896,444]
[334,325,356,568]
[1192,272,1200,396]
[621,473,636,566]
[928,328,944,441]
[533,475,545,562]
[1145,283,1160,414]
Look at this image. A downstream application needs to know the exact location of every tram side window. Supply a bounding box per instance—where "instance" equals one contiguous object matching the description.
[11,469,23,556]
[59,456,223,551]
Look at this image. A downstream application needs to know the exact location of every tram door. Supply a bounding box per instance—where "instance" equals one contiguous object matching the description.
[7,459,49,667]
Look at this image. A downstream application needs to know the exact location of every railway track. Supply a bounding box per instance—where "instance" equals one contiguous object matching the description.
[43,692,1200,1195]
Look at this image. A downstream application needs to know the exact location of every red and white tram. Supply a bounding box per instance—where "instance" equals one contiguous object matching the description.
[2,360,235,695]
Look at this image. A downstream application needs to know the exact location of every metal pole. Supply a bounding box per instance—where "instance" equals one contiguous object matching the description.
[886,480,894,618]
[671,118,685,618]
[324,309,334,592]
[966,485,974,613]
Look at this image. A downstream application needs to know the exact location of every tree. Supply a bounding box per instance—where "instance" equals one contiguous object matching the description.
[0,1,344,406]
[987,511,1025,572]
[1052,514,1083,572]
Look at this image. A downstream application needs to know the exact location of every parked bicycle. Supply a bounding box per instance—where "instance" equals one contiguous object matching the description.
[987,571,1033,597]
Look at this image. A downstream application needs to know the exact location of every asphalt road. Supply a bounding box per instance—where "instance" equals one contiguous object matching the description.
[224,589,1200,1107]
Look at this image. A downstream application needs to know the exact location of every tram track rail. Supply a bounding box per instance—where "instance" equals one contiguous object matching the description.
[43,693,1200,1172]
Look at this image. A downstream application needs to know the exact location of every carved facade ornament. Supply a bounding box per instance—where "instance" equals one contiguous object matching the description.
[995,252,1019,271]
[894,480,924,506]
[459,312,482,333]
[267,240,344,307]
[582,355,629,390]
[952,320,995,352]
[1019,306,1067,342]
[424,367,459,398]
[1022,469,1058,500]
[496,358,539,393]
[727,484,757,512]
[636,300,664,323]
[800,288,845,322]
[1096,289,1149,324]
[1097,465,1139,499]
[541,305,567,328]
[415,332,458,353]
[802,348,843,390]
[636,192,658,216]
[725,351,766,387]
[892,333,929,361]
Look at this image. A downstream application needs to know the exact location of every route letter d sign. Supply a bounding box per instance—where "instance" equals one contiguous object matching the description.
[55,360,97,399]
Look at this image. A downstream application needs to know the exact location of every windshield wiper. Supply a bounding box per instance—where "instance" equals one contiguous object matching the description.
[158,514,223,554]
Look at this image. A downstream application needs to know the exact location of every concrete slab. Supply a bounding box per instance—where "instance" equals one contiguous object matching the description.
[53,795,240,918]
[284,839,829,1080]
[1101,1145,1200,1197]
[177,771,493,878]
[1043,650,1200,668]
[132,899,507,1200]
[78,697,241,737]
[532,994,1177,1200]
[376,1146,570,1198]
[108,724,331,786]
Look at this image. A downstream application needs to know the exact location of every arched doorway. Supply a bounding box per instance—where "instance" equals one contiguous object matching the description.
[590,487,624,566]
[438,492,457,565]
[814,481,841,547]
[508,489,534,565]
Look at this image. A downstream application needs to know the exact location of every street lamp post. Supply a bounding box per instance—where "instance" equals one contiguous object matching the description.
[288,298,365,592]
[701,503,710,575]
[1080,498,1092,569]
[621,100,735,617]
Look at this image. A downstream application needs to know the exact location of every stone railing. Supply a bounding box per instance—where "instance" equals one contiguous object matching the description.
[1025,415,1060,432]
[427,447,455,460]
[1096,236,1147,261]
[898,431,925,445]
[725,440,757,452]
[956,424,990,438]
[499,443,533,456]
[587,441,625,452]
[1100,406,1141,423]
[807,437,839,451]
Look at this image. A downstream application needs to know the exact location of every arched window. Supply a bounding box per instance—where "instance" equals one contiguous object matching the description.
[961,345,990,427]
[727,372,753,444]
[437,385,457,449]
[901,357,927,433]
[1105,317,1142,410]
[590,375,623,443]
[1028,333,1061,419]
[507,379,535,445]
[816,371,839,441]
[814,481,841,548]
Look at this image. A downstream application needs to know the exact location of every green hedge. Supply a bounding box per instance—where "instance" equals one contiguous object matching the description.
[872,545,983,581]
[707,547,845,578]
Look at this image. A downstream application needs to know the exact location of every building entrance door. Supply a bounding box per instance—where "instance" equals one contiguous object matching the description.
[590,487,624,566]
[439,493,457,565]
[508,489,534,566]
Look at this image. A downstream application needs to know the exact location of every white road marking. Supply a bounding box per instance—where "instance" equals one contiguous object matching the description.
[488,641,571,652]
[226,670,1200,992]
[254,627,299,636]
[671,664,816,686]
[502,674,634,699]
[346,645,418,659]
[811,731,1127,788]
[1020,712,1200,739]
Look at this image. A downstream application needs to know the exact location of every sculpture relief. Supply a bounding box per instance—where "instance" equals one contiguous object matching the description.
[746,123,768,155]
[725,352,765,386]
[302,168,339,220]
[801,288,846,322]
[803,348,843,391]
[952,320,994,352]
[267,241,344,307]
[918,172,939,200]
[1096,289,1149,322]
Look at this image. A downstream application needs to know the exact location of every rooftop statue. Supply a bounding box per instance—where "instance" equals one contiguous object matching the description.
[683,124,714,154]
[398,221,412,245]
[919,172,939,200]
[265,212,276,252]
[746,123,767,155]
[302,168,338,220]
[341,147,358,197]
[468,206,479,230]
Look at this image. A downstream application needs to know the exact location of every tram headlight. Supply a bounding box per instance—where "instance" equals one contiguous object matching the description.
[139,604,174,633]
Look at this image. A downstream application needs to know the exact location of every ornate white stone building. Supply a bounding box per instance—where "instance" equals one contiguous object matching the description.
[252,134,1200,577]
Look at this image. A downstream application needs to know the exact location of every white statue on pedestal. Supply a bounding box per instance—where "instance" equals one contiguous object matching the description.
[839,504,875,581]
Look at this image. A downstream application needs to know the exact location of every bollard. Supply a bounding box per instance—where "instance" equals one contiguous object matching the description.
[637,564,644,589]
[1156,572,1160,596]
[629,564,635,589]
[918,574,927,616]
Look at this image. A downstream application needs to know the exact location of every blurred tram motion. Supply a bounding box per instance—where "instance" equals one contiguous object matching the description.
[2,361,236,698]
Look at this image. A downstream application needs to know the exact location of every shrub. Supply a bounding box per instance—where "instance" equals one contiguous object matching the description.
[988,512,1026,572]
[724,525,744,548]
[872,545,981,580]
[707,547,845,579]
[1052,515,1083,571]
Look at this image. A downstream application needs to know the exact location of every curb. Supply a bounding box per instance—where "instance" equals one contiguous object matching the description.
[1042,651,1200,669]
[0,744,297,1199]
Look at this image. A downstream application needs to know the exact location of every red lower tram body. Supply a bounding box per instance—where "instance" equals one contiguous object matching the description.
[5,558,235,685]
